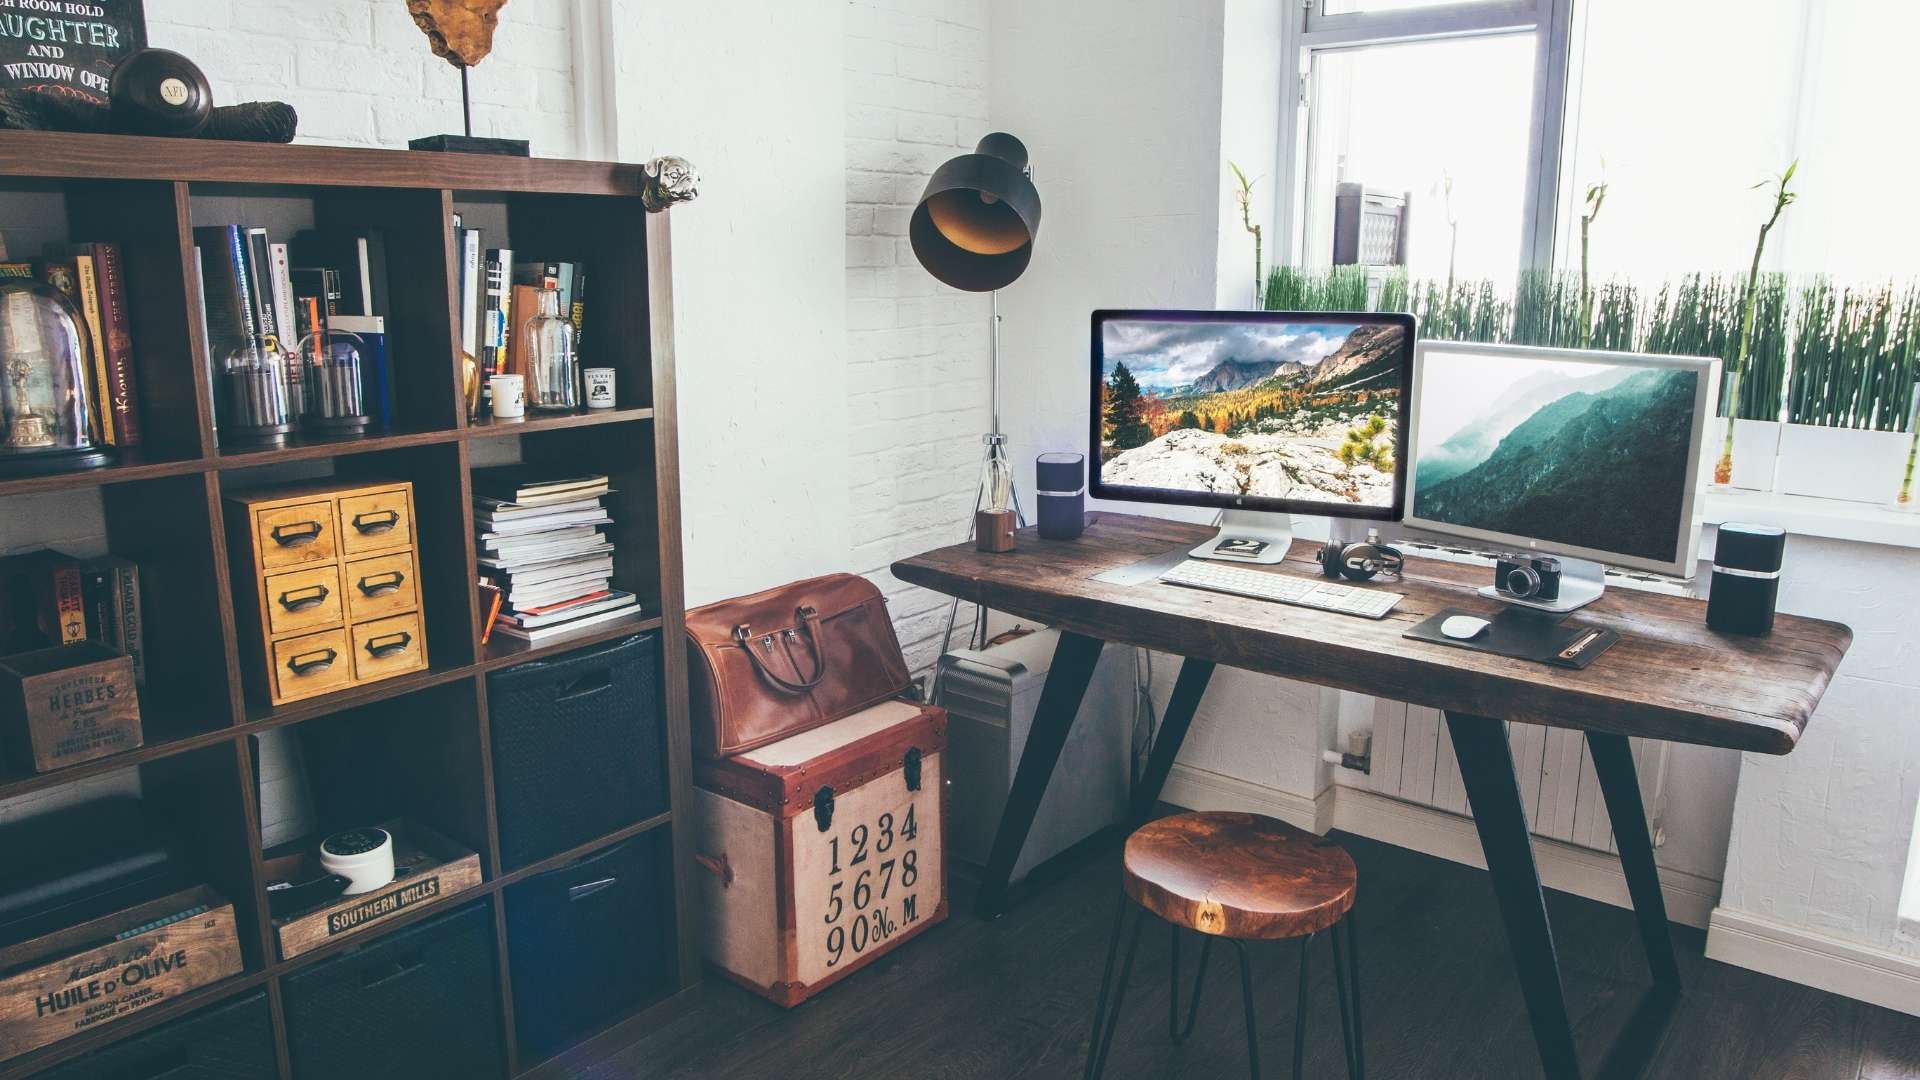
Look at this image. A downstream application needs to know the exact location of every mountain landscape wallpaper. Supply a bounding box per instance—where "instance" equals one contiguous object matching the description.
[1410,351,1702,565]
[1097,319,1407,507]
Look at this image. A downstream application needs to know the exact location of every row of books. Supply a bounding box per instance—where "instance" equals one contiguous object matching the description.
[1,245,141,447]
[453,215,588,413]
[473,468,638,644]
[192,225,393,431]
[0,549,146,684]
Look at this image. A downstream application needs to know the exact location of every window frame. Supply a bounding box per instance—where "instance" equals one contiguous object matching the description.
[1276,0,1576,275]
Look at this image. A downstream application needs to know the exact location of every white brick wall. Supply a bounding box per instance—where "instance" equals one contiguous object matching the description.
[845,0,995,671]
[146,0,580,157]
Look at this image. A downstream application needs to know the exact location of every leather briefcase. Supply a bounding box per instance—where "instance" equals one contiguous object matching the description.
[686,573,912,758]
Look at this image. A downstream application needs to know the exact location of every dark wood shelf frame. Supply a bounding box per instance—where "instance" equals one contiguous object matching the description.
[0,135,694,1080]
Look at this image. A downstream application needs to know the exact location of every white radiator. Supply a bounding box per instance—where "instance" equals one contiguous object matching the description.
[1365,699,1667,854]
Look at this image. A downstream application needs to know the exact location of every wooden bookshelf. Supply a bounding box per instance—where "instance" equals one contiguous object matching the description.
[0,132,696,1079]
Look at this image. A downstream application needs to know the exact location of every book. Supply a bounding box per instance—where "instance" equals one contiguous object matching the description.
[289,267,340,318]
[268,242,297,353]
[81,556,144,686]
[492,603,640,644]
[484,554,615,588]
[329,314,389,428]
[243,228,282,354]
[471,468,609,503]
[289,230,385,317]
[504,580,615,612]
[477,509,613,536]
[0,261,32,278]
[503,592,637,631]
[0,550,87,652]
[504,282,537,381]
[484,248,512,383]
[192,225,262,363]
[459,225,481,366]
[90,241,141,446]
[192,247,214,438]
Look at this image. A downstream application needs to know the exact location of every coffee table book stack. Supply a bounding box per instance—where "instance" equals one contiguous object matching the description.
[0,130,695,1080]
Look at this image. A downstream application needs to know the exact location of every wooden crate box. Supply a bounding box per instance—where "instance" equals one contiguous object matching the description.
[693,700,947,1007]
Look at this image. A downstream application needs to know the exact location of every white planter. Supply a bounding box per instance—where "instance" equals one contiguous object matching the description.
[1714,419,1783,492]
[1774,424,1911,503]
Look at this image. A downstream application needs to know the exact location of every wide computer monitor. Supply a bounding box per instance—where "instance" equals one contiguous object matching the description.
[1090,309,1416,563]
[1404,341,1719,592]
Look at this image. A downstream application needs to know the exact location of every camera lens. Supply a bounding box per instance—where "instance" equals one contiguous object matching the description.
[1504,565,1541,598]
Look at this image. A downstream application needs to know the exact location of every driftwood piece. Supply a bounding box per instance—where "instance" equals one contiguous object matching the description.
[407,0,510,68]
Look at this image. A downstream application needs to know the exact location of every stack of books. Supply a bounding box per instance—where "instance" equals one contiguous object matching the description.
[473,468,639,644]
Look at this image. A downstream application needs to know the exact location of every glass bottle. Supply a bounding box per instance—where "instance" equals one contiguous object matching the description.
[523,284,578,411]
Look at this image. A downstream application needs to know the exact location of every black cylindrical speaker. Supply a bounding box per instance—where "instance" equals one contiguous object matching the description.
[1036,452,1084,540]
[1707,522,1786,636]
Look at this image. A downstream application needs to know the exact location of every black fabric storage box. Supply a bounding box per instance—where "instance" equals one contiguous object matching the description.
[39,989,275,1079]
[281,900,504,1080]
[488,632,666,869]
[505,831,672,1059]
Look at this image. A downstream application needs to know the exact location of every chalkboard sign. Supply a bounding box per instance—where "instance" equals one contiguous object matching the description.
[0,0,146,107]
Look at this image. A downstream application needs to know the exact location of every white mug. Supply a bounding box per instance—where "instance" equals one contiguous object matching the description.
[584,367,616,409]
[490,373,526,418]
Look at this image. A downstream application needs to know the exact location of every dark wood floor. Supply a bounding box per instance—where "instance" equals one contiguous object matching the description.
[590,829,1920,1079]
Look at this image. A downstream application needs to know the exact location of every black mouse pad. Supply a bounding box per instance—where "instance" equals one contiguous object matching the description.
[1404,607,1620,669]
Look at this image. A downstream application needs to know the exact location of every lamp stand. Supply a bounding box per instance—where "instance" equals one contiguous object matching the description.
[933,291,1024,684]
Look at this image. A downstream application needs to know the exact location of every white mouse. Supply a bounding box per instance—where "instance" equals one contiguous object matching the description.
[1441,615,1492,640]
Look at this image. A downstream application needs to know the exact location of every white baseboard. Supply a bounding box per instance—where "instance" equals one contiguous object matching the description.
[1706,907,1920,1017]
[1160,762,1334,835]
[1161,765,1719,929]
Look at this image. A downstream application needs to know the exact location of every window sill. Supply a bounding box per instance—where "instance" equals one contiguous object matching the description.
[1703,489,1920,550]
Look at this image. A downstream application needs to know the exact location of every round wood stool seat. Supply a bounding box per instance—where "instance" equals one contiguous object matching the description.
[1122,811,1357,941]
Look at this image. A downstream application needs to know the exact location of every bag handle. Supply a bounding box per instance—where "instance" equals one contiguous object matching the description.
[733,605,827,693]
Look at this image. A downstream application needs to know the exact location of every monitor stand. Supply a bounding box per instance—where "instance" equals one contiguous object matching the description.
[1189,509,1296,565]
[1479,555,1605,614]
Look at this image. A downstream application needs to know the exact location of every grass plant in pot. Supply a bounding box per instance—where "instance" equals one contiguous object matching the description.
[1776,280,1919,503]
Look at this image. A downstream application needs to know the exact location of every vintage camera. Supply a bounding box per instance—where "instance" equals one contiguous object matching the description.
[1495,555,1562,602]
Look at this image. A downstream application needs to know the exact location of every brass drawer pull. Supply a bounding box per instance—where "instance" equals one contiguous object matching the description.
[271,521,324,546]
[277,584,331,611]
[365,631,413,658]
[356,571,406,596]
[352,509,400,535]
[286,648,338,676]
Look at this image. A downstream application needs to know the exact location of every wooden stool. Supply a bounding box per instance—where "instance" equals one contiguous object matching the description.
[1083,811,1363,1080]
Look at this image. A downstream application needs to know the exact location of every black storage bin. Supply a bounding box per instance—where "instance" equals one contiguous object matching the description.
[488,632,666,869]
[281,901,504,1080]
[40,989,275,1080]
[505,831,672,1060]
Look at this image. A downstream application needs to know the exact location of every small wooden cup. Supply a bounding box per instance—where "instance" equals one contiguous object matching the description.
[975,509,1016,553]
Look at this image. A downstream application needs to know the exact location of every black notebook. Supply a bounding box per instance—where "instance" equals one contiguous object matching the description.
[1404,607,1620,670]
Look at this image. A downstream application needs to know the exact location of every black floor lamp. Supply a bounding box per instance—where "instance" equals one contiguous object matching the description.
[909,132,1043,661]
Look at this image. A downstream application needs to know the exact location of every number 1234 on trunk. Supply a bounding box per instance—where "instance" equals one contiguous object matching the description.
[692,700,947,1007]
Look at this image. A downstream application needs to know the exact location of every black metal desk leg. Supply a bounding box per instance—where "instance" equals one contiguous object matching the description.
[975,631,1105,918]
[1587,731,1682,990]
[1445,712,1582,1080]
[1129,659,1215,824]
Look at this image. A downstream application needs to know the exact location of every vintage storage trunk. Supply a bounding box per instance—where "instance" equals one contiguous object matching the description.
[224,479,428,707]
[693,698,946,1007]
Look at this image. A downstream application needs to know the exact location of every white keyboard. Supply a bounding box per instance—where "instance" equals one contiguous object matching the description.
[1159,559,1403,619]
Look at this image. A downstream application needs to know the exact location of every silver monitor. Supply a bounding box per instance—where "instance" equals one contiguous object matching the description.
[1403,341,1719,609]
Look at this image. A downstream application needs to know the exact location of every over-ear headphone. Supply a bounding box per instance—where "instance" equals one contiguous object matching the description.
[1320,534,1403,581]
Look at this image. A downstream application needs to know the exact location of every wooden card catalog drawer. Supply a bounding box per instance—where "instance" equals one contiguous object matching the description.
[265,564,345,637]
[272,627,353,703]
[256,500,338,569]
[343,552,418,623]
[338,488,413,555]
[227,480,429,708]
[352,612,426,682]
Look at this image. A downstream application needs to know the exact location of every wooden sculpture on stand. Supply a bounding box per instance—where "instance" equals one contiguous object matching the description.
[407,0,529,156]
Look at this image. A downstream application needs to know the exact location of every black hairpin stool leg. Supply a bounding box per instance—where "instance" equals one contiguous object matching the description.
[1085,900,1148,1080]
[1232,940,1263,1080]
[1170,926,1215,1044]
[1331,917,1365,1078]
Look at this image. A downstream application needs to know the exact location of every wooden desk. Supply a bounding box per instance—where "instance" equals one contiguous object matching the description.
[892,513,1851,1080]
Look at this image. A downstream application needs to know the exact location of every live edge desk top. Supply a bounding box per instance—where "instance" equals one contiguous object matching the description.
[891,513,1851,755]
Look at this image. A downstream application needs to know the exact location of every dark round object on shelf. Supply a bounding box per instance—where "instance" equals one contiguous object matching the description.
[109,49,214,137]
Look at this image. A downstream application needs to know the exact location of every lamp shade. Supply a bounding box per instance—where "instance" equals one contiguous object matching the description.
[910,132,1042,292]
